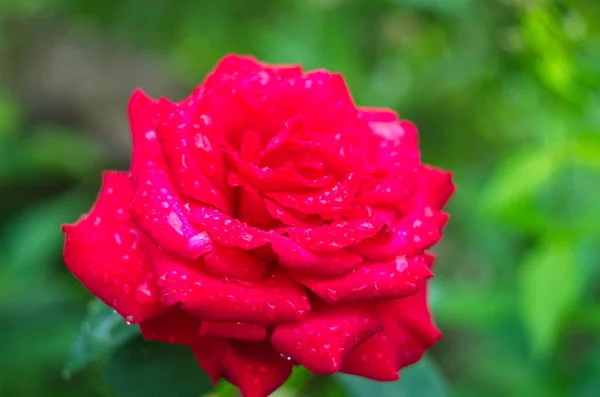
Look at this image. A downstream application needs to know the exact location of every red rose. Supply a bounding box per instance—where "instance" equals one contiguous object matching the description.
[63,55,454,397]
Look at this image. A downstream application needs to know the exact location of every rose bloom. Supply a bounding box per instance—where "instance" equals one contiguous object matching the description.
[63,55,454,397]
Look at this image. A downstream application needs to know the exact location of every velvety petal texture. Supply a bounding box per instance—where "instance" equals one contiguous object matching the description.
[62,54,454,397]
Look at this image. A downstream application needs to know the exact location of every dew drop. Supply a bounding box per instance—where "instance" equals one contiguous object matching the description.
[266,303,277,320]
[395,256,408,272]
[326,288,339,301]
[167,212,184,235]
[135,282,154,304]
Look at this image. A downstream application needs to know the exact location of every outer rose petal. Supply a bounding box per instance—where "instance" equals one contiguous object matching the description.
[295,71,356,132]
[128,90,211,259]
[418,165,455,210]
[199,321,267,341]
[62,172,162,323]
[191,338,230,385]
[341,284,441,380]
[271,304,380,374]
[355,171,418,207]
[139,310,202,346]
[140,311,227,384]
[221,341,294,397]
[297,254,433,302]
[358,107,398,122]
[148,245,311,325]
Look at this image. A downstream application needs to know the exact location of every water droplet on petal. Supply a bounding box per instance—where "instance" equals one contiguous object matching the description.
[167,212,184,235]
[135,282,154,304]
[266,303,277,320]
[395,256,408,272]
[326,288,339,301]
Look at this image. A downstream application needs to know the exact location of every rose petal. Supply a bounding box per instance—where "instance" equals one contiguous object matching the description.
[355,171,418,207]
[148,246,311,325]
[139,310,202,346]
[221,341,294,397]
[230,154,335,193]
[234,185,281,230]
[199,321,267,341]
[191,338,230,385]
[155,96,233,213]
[271,304,380,374]
[140,310,226,384]
[350,206,448,261]
[368,121,420,176]
[297,254,433,302]
[341,284,441,380]
[284,216,385,252]
[204,243,269,281]
[358,108,398,123]
[62,172,162,323]
[190,205,365,276]
[264,199,322,227]
[418,165,455,210]
[296,71,356,130]
[265,173,359,217]
[240,129,263,163]
[128,90,211,259]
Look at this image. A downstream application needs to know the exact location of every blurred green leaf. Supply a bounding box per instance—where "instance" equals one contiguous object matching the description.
[480,146,561,221]
[21,126,108,180]
[335,356,449,397]
[1,190,86,270]
[63,299,139,377]
[0,91,19,138]
[566,134,600,172]
[518,240,583,357]
[391,0,473,15]
[104,337,212,397]
[0,190,91,311]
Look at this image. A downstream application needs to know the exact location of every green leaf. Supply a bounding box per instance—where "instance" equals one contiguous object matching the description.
[392,0,473,16]
[518,240,583,357]
[565,134,600,172]
[63,299,139,377]
[335,356,450,397]
[104,337,212,397]
[481,147,561,216]
[22,125,108,179]
[0,190,91,311]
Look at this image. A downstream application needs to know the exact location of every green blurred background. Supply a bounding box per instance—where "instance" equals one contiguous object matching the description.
[1,0,599,396]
